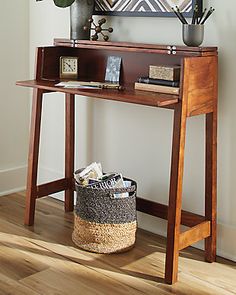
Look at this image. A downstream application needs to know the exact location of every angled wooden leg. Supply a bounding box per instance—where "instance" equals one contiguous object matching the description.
[25,89,43,226]
[205,111,217,262]
[165,103,187,284]
[65,93,75,212]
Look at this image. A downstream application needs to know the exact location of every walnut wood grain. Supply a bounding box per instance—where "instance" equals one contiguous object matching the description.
[183,56,218,117]
[179,221,211,250]
[35,47,43,80]
[16,80,179,108]
[65,93,75,212]
[54,39,217,54]
[136,197,206,227]
[24,88,44,226]
[165,102,187,284]
[37,178,70,198]
[205,111,217,262]
[35,46,184,85]
[204,54,218,262]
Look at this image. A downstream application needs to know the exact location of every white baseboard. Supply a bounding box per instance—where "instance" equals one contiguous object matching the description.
[137,212,236,262]
[217,223,236,262]
[0,166,27,196]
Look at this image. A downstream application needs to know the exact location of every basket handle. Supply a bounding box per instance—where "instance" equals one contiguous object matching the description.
[75,180,137,194]
[106,184,136,194]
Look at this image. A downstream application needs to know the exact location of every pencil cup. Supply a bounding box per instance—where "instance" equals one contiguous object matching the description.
[182,24,204,47]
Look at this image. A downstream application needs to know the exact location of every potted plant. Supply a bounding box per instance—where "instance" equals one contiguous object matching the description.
[36,0,75,7]
[36,0,94,40]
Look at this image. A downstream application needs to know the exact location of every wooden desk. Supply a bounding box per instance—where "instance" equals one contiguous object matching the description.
[17,40,218,284]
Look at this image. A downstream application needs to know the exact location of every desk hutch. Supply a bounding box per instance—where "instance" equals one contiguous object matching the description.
[17,39,218,284]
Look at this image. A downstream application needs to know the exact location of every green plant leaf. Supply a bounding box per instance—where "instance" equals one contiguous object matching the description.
[53,0,75,7]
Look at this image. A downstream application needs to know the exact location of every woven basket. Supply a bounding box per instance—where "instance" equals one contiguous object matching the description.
[72,176,137,254]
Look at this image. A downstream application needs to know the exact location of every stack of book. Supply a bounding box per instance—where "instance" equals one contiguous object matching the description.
[134,65,180,95]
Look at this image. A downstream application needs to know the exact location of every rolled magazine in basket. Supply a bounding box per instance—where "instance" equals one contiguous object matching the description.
[87,173,130,198]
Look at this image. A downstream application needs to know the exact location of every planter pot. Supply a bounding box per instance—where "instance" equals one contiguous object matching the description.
[70,0,94,40]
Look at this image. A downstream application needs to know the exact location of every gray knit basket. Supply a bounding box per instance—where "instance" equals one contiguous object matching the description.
[72,174,137,254]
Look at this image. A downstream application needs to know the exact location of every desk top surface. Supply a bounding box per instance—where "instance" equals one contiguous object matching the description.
[16,79,179,108]
[54,39,218,55]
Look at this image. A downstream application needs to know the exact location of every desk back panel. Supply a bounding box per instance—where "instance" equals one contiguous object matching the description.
[37,46,183,86]
[36,44,217,114]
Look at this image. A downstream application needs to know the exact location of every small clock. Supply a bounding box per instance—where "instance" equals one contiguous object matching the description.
[60,56,79,79]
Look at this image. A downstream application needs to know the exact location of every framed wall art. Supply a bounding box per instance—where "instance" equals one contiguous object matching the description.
[94,0,202,17]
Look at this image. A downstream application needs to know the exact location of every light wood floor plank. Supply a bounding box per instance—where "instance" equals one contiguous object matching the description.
[0,242,48,280]
[26,238,169,294]
[0,192,235,295]
[0,272,40,295]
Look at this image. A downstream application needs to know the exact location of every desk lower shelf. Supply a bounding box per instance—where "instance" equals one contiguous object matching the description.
[16,80,179,108]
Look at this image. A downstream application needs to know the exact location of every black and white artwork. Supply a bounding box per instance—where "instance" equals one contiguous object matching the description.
[94,0,202,17]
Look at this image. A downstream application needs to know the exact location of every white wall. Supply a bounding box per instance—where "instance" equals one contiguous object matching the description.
[29,1,92,190]
[29,0,236,261]
[0,1,29,195]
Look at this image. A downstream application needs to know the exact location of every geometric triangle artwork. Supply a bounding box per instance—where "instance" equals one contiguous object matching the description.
[94,0,194,13]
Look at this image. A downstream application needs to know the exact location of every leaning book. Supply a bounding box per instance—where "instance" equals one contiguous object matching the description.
[134,82,180,95]
[137,77,180,87]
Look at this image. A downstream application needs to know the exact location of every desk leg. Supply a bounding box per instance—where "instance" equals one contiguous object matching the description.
[65,93,75,212]
[25,89,43,226]
[165,104,187,284]
[205,111,217,262]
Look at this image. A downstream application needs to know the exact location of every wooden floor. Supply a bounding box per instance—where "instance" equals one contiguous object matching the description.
[0,192,235,295]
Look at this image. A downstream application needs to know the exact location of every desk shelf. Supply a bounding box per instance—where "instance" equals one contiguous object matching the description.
[16,80,179,108]
[17,40,218,285]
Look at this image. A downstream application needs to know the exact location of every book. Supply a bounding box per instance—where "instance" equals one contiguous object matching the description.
[149,65,180,81]
[137,77,180,87]
[134,82,180,95]
[55,81,122,89]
